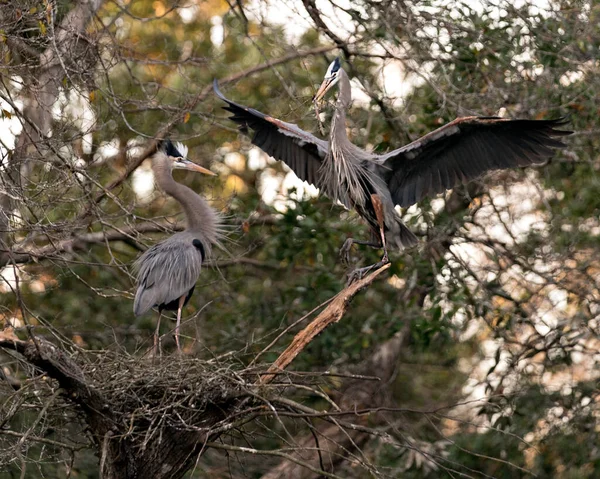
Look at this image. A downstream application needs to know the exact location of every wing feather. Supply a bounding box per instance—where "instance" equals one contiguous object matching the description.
[133,236,203,316]
[214,80,328,187]
[379,117,571,207]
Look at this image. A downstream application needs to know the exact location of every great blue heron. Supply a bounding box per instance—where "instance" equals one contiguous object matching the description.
[133,139,219,352]
[214,58,570,277]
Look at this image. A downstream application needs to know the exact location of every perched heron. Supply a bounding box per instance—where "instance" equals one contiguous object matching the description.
[133,139,219,352]
[214,58,571,277]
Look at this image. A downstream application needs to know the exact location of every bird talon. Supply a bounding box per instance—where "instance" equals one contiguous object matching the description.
[345,270,362,286]
[346,259,391,286]
[339,238,354,265]
[152,337,160,358]
[346,265,373,286]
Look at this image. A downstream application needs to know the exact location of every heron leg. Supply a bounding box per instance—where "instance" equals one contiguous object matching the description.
[345,229,388,285]
[370,194,390,265]
[153,311,163,357]
[346,259,388,286]
[379,226,389,264]
[346,195,390,285]
[339,238,382,265]
[175,295,186,353]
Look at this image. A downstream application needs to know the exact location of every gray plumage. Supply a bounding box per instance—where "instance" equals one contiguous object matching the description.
[133,231,206,316]
[133,140,219,350]
[214,58,571,262]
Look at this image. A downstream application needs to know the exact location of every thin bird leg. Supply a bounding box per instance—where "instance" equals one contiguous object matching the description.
[346,195,390,286]
[153,311,162,357]
[346,259,389,286]
[174,295,186,353]
[339,238,382,265]
[370,194,390,264]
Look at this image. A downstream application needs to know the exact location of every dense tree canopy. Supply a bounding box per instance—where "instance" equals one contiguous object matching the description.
[1,0,599,477]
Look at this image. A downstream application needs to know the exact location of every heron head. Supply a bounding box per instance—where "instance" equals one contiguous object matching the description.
[313,57,342,103]
[159,139,216,176]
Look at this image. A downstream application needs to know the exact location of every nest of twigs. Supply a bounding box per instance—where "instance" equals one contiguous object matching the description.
[79,351,261,440]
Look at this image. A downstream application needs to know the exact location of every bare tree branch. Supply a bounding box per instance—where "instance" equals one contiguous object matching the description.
[0,0,104,247]
[0,261,390,478]
[260,263,391,384]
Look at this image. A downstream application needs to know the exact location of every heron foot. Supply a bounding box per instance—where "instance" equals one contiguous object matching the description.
[153,334,160,356]
[174,326,183,354]
[346,257,390,286]
[381,251,389,264]
[339,238,383,266]
[339,238,355,265]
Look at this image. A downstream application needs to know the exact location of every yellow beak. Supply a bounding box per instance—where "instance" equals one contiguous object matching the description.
[313,76,336,103]
[178,159,217,176]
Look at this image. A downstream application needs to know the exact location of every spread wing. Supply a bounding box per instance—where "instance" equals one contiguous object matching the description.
[214,80,328,187]
[378,117,572,207]
[133,238,203,316]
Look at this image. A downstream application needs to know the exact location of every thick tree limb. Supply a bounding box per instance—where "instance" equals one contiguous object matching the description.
[259,188,485,478]
[0,329,114,437]
[301,0,348,54]
[300,1,403,137]
[260,263,391,385]
[0,214,281,268]
[0,330,233,479]
[0,259,389,478]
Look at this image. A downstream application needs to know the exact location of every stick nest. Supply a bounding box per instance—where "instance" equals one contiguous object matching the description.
[80,351,259,438]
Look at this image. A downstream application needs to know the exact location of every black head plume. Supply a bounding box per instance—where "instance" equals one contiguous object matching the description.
[326,57,341,77]
[158,139,183,158]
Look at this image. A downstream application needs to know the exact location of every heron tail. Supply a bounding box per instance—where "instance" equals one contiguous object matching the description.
[133,287,154,317]
[385,215,418,251]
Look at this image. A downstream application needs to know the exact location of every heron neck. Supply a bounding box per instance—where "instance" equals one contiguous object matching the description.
[330,69,352,150]
[337,69,352,110]
[152,155,218,241]
[330,106,347,151]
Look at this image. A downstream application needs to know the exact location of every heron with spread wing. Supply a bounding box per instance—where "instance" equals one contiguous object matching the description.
[214,58,571,277]
[133,140,220,353]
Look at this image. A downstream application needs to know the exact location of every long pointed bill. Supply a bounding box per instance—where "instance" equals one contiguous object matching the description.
[178,159,217,176]
[313,77,335,103]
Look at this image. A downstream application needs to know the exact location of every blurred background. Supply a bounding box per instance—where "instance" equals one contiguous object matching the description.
[1,0,599,477]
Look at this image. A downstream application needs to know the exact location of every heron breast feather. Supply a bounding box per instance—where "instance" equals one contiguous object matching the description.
[135,240,203,307]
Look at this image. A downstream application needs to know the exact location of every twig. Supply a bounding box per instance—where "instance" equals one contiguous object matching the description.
[91,45,338,207]
[99,431,113,477]
[16,389,61,450]
[0,430,80,450]
[260,263,391,384]
[204,442,345,479]
[250,296,335,367]
[0,221,182,267]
